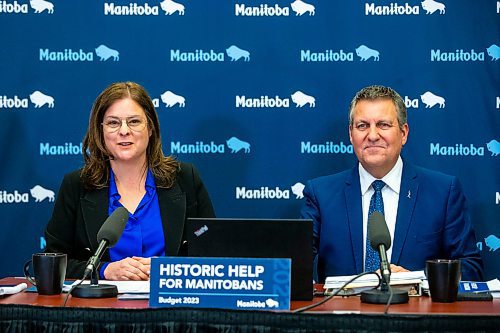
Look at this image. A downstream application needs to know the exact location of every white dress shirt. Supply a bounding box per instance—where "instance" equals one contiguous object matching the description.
[359,156,403,268]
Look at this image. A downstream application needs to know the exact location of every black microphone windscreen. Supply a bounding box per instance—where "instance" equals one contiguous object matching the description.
[97,206,129,247]
[368,211,392,250]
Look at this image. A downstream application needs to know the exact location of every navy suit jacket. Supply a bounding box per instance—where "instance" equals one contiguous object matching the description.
[45,162,215,278]
[301,161,483,282]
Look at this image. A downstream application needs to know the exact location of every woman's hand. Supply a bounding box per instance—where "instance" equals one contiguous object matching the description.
[103,256,151,280]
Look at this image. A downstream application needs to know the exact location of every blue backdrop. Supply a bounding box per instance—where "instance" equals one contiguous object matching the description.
[0,0,498,279]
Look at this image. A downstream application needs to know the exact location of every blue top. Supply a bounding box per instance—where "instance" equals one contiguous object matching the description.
[99,169,165,278]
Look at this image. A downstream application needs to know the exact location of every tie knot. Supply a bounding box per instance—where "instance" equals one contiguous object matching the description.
[372,180,385,192]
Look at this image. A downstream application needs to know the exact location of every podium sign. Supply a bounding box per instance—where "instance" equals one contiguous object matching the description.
[149,257,291,310]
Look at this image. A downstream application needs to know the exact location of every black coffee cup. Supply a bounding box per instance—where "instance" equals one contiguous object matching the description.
[24,253,67,295]
[426,259,461,303]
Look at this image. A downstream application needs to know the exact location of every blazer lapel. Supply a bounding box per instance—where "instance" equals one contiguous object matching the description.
[345,166,364,273]
[157,183,186,256]
[392,163,418,264]
[81,188,109,254]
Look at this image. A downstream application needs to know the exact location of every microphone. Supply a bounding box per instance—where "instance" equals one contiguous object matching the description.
[368,211,392,286]
[71,206,129,298]
[84,206,129,277]
[360,211,409,304]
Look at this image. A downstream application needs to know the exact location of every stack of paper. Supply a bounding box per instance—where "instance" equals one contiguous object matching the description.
[324,271,426,296]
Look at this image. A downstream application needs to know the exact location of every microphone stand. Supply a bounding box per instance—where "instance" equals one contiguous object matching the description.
[360,266,409,304]
[71,261,118,298]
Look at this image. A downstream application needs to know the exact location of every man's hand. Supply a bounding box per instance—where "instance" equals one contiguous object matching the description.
[376,264,410,275]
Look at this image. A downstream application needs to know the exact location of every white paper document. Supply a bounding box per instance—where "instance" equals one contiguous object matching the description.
[324,271,425,296]
[70,280,150,293]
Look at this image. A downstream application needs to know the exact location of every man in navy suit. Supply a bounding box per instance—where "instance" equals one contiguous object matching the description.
[301,85,483,282]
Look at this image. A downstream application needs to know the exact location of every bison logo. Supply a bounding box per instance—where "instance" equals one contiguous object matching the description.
[421,0,445,15]
[226,45,250,61]
[265,298,279,308]
[95,45,120,61]
[30,0,54,14]
[29,91,54,108]
[484,235,500,252]
[226,137,251,153]
[160,0,185,15]
[30,185,55,202]
[420,91,445,108]
[486,44,500,61]
[355,45,380,61]
[290,0,315,16]
[160,91,185,108]
[291,182,305,199]
[486,139,500,156]
[291,91,315,107]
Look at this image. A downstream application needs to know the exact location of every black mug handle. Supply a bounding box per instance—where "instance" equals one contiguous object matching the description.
[23,259,36,285]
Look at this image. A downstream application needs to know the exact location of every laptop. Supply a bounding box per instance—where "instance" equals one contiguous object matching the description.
[187,218,313,300]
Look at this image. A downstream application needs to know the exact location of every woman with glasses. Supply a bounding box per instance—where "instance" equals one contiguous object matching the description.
[44,82,215,280]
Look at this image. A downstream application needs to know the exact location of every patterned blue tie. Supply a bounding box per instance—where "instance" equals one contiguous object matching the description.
[365,180,385,272]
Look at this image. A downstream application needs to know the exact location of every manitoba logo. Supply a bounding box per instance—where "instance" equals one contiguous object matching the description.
[0,185,55,204]
[170,137,251,154]
[0,90,54,109]
[301,45,380,62]
[236,181,305,200]
[404,91,445,109]
[0,0,53,14]
[429,143,485,156]
[234,0,315,17]
[365,0,445,15]
[431,139,500,157]
[103,0,185,16]
[40,142,83,156]
[301,141,353,154]
[236,186,290,199]
[39,44,120,62]
[235,91,315,109]
[170,45,250,62]
[429,44,498,62]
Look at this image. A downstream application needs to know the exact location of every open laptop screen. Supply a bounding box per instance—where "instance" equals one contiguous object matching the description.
[186,218,313,300]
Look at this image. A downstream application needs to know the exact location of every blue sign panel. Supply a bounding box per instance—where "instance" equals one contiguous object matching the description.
[149,257,291,310]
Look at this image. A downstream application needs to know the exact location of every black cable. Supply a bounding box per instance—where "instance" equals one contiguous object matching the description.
[62,268,90,307]
[384,284,394,314]
[293,271,381,313]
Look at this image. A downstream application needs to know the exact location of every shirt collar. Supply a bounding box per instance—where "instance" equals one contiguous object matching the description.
[359,156,403,195]
[145,169,156,193]
[109,168,156,200]
[109,168,120,203]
